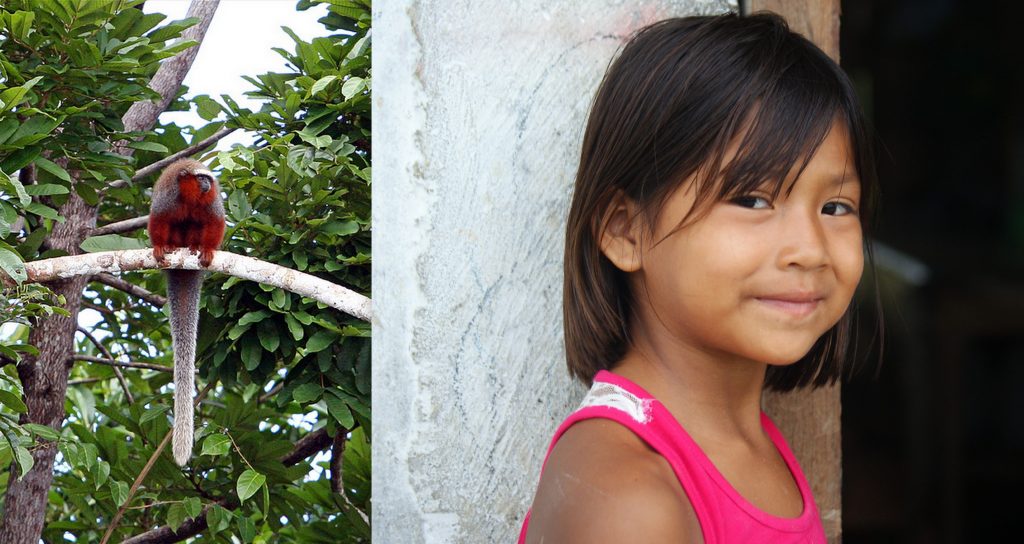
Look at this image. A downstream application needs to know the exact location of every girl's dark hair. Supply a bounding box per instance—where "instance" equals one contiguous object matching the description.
[563,12,878,390]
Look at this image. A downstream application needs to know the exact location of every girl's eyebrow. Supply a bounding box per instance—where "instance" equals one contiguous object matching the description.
[829,175,861,188]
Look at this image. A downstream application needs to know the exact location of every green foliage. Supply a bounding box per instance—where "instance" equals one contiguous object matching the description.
[0,0,371,541]
[0,0,200,268]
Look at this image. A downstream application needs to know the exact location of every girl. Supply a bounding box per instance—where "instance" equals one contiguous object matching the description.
[520,12,876,543]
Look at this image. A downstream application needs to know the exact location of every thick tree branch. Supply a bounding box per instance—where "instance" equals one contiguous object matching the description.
[91,272,167,307]
[8,249,372,321]
[76,326,134,404]
[73,355,172,373]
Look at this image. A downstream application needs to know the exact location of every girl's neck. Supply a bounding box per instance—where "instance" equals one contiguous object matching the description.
[612,327,768,444]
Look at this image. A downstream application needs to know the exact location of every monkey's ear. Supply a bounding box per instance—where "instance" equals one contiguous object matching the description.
[598,190,643,273]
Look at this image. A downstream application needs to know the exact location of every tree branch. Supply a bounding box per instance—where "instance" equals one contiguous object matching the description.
[280,428,331,467]
[73,355,172,373]
[89,216,149,236]
[106,126,236,191]
[76,326,134,404]
[330,430,345,494]
[91,273,167,307]
[8,249,372,321]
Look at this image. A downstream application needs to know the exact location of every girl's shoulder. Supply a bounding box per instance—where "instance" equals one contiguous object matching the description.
[524,417,703,543]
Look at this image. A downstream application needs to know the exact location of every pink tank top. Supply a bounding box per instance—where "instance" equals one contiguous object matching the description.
[518,370,826,543]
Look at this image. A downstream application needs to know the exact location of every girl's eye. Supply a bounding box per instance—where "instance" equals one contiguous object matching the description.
[822,201,857,216]
[731,195,772,209]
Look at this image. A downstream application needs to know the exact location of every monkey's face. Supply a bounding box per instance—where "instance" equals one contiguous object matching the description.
[177,168,215,193]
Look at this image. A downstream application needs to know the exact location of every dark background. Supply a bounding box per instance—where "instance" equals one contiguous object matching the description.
[840,0,1024,541]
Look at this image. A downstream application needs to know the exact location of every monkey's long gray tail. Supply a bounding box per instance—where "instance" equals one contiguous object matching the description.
[167,269,202,466]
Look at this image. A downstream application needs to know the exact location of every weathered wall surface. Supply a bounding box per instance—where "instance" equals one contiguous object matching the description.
[373,1,736,542]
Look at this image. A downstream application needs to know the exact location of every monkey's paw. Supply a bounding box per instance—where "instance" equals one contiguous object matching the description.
[199,250,214,268]
[153,246,168,265]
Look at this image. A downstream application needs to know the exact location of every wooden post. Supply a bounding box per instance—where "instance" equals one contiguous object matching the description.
[750,0,844,542]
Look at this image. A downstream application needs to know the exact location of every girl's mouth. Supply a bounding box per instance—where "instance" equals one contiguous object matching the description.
[754,293,825,319]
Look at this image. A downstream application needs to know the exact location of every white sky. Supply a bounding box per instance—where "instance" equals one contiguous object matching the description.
[144,0,331,148]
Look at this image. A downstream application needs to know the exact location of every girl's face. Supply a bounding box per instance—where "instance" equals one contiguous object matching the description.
[610,120,863,367]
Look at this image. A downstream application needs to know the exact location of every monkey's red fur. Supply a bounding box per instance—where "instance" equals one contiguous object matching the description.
[149,169,225,266]
[148,159,225,466]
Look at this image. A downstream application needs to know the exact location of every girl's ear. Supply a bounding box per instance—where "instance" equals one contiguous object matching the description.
[599,191,643,273]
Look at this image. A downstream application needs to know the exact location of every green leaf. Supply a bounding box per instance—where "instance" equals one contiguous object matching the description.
[13,445,33,477]
[94,460,110,487]
[200,434,231,456]
[183,496,202,518]
[309,75,338,97]
[0,247,27,284]
[238,310,271,327]
[324,391,354,429]
[23,423,60,441]
[238,514,256,542]
[323,220,359,236]
[75,182,99,206]
[227,189,252,220]
[257,320,280,352]
[341,76,365,100]
[305,330,337,353]
[241,339,261,371]
[126,141,169,153]
[284,314,304,341]
[110,480,129,506]
[61,442,84,468]
[166,502,187,531]
[236,469,265,502]
[0,168,31,207]
[206,503,230,534]
[25,202,61,221]
[139,405,167,424]
[0,389,27,413]
[194,95,223,121]
[8,10,35,41]
[291,383,322,404]
[80,234,148,252]
[33,157,72,182]
[24,183,70,196]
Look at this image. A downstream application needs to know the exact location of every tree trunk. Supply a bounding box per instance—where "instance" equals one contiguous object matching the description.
[1,193,94,543]
[0,2,219,541]
[751,0,844,542]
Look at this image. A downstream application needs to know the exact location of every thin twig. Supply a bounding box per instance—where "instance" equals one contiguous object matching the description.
[91,273,167,307]
[224,431,255,472]
[76,327,134,404]
[257,381,285,403]
[100,382,216,544]
[73,354,172,373]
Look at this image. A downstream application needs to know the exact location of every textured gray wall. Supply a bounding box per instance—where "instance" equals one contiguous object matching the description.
[373,1,736,542]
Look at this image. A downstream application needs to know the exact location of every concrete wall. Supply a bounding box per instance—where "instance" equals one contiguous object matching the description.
[373,1,735,542]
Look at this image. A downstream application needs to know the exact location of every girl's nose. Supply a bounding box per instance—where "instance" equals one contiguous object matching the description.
[775,208,830,270]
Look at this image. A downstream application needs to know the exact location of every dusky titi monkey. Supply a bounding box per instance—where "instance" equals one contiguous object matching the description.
[148,159,225,466]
